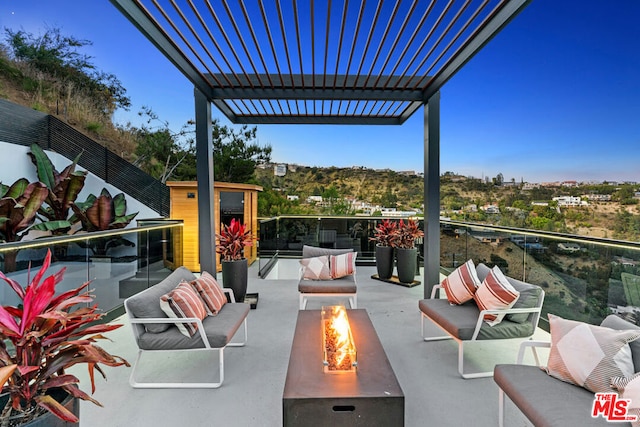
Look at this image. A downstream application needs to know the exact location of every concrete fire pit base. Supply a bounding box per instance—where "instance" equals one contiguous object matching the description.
[283,309,404,426]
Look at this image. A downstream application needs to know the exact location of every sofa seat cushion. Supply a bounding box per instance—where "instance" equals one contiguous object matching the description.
[299,274,356,293]
[419,299,534,340]
[137,303,250,350]
[126,267,197,333]
[494,364,620,427]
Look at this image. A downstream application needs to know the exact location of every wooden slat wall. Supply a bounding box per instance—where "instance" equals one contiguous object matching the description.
[167,181,262,273]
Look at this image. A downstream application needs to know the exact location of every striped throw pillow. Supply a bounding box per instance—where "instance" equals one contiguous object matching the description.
[611,373,640,426]
[300,255,332,280]
[473,266,519,326]
[441,259,481,304]
[330,252,356,279]
[191,271,227,315]
[160,281,208,337]
[547,314,640,393]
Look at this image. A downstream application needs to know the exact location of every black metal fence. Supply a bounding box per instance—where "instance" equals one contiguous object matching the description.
[0,99,169,216]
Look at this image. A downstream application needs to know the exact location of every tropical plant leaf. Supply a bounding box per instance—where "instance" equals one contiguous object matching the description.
[28,144,56,190]
[35,394,79,423]
[0,364,17,387]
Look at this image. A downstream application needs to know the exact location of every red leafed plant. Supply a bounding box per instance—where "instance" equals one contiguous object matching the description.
[395,219,425,249]
[369,219,399,247]
[0,249,129,424]
[216,218,253,261]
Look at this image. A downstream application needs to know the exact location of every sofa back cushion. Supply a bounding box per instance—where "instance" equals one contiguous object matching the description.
[302,245,353,259]
[601,314,640,372]
[125,266,197,333]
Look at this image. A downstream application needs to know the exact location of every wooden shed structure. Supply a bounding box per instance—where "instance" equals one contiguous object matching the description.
[167,181,262,273]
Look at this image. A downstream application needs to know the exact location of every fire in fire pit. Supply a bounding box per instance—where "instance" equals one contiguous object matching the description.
[322,306,357,373]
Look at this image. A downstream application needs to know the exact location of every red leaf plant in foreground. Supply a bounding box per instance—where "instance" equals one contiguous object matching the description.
[216,218,254,261]
[0,249,129,424]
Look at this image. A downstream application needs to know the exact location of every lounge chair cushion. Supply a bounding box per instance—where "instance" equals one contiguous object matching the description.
[137,302,250,350]
[441,259,481,304]
[191,271,227,315]
[300,256,332,280]
[159,281,208,337]
[546,314,640,393]
[330,252,356,279]
[494,364,613,427]
[419,299,534,340]
[299,274,356,293]
[473,266,520,326]
[126,266,197,333]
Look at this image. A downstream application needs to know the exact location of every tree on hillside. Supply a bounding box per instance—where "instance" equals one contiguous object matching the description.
[212,119,271,183]
[129,107,195,183]
[3,27,130,115]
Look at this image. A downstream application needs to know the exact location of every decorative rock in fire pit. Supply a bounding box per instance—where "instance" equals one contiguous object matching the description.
[321,305,357,373]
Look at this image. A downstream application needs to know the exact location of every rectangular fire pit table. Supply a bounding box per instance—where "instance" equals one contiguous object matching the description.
[283,309,404,426]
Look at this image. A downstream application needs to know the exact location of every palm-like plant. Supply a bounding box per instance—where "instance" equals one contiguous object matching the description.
[369,219,398,247]
[216,218,253,261]
[0,249,128,424]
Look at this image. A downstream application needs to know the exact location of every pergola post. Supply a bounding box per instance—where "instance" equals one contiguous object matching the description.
[195,87,216,275]
[423,92,440,298]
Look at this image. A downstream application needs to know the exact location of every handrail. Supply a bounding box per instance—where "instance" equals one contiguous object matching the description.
[441,219,640,250]
[0,220,183,253]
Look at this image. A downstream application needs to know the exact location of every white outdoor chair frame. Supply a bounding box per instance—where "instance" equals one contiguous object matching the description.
[420,284,544,379]
[127,288,248,389]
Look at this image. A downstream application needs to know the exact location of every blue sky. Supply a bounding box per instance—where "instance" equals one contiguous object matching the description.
[1,1,639,183]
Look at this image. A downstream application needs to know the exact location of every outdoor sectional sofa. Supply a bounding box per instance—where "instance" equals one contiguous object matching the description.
[124,266,249,388]
[494,314,640,427]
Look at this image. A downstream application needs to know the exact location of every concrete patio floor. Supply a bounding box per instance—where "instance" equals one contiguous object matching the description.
[71,261,548,426]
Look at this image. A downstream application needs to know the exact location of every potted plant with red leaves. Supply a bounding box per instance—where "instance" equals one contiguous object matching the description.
[369,219,398,280]
[0,249,129,426]
[216,218,254,303]
[395,219,424,284]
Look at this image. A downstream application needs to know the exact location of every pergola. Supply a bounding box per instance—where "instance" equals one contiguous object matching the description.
[110,0,531,297]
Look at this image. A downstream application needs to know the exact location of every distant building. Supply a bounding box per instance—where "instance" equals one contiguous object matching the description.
[480,204,500,214]
[553,196,588,207]
[584,194,612,202]
[274,164,287,176]
[557,242,581,253]
[307,195,323,203]
[522,182,540,190]
[287,195,299,201]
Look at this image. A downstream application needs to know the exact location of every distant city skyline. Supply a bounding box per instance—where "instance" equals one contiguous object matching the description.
[1,1,639,183]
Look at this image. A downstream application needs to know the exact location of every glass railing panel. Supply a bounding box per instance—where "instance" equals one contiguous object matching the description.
[0,220,183,318]
[258,216,425,264]
[441,220,640,330]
